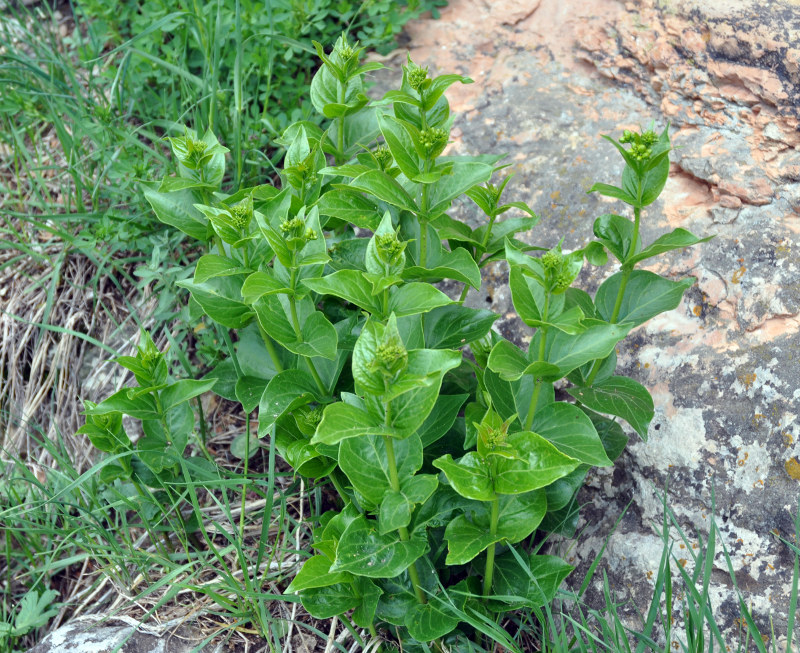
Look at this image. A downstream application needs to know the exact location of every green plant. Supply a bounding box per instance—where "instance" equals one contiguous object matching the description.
[0,588,59,653]
[81,35,711,646]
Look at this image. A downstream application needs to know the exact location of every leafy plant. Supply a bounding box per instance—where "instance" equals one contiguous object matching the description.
[0,588,59,653]
[81,35,711,646]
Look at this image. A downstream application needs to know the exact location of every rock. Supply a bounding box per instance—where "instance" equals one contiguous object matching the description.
[27,617,216,653]
[387,0,800,645]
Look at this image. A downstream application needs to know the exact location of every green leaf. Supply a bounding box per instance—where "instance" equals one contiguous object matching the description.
[332,515,427,578]
[317,190,380,230]
[302,270,381,315]
[404,245,482,288]
[628,228,714,266]
[177,276,253,329]
[338,432,423,505]
[379,475,438,534]
[588,182,637,206]
[346,169,418,213]
[640,150,671,206]
[286,555,351,593]
[194,255,249,283]
[405,599,461,641]
[444,514,503,565]
[493,432,579,494]
[433,452,494,501]
[240,270,289,304]
[423,305,497,349]
[235,376,268,413]
[388,283,454,317]
[144,186,208,241]
[542,323,631,379]
[427,162,493,217]
[13,588,60,635]
[300,311,338,360]
[378,114,420,179]
[85,389,159,420]
[230,432,260,460]
[595,270,695,327]
[160,379,216,411]
[583,408,629,461]
[423,73,472,110]
[258,370,320,436]
[418,394,469,447]
[495,490,549,542]
[351,577,383,628]
[568,376,654,440]
[593,214,635,263]
[299,583,360,619]
[492,552,573,609]
[314,402,391,445]
[531,402,612,466]
[487,339,560,382]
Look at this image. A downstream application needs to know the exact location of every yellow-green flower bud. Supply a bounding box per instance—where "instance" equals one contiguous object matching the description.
[374,145,393,171]
[419,127,448,158]
[407,63,429,92]
[372,341,408,380]
[229,198,253,232]
[541,250,563,271]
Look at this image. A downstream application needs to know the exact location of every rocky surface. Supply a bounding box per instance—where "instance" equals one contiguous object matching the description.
[27,617,215,653]
[378,0,800,647]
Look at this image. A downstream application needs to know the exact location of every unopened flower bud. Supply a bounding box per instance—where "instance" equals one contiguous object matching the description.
[374,145,393,171]
[372,341,408,380]
[419,127,448,158]
[541,250,563,271]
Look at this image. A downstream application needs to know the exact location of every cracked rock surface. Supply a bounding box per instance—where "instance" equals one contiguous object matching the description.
[375,0,800,645]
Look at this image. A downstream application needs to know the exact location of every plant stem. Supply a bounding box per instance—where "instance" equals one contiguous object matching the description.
[288,266,327,394]
[337,79,346,164]
[258,326,284,373]
[482,496,500,598]
[383,432,427,605]
[239,411,250,541]
[460,213,497,303]
[525,294,549,430]
[585,206,640,386]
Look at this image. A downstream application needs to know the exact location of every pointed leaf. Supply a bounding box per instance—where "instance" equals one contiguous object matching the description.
[595,270,695,327]
[531,402,612,466]
[332,516,427,578]
[568,376,654,440]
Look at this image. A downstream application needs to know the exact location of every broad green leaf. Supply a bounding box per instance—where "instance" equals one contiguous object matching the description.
[385,349,462,435]
[444,514,503,565]
[230,432,260,460]
[332,515,427,578]
[338,432,423,505]
[595,270,695,327]
[299,311,338,360]
[194,255,248,283]
[317,190,380,230]
[568,376,654,440]
[346,169,418,213]
[257,370,319,436]
[423,305,497,349]
[253,294,337,359]
[588,182,637,206]
[593,214,635,263]
[235,376,268,413]
[405,599,461,641]
[351,577,383,629]
[492,552,573,609]
[487,339,560,382]
[302,270,381,315]
[443,491,546,565]
[375,575,421,626]
[240,270,288,304]
[418,394,469,447]
[378,475,437,534]
[298,583,360,619]
[411,486,473,534]
[531,402,612,466]
[388,283,454,317]
[12,588,60,635]
[314,402,391,445]
[160,379,216,411]
[583,408,629,461]
[640,150,671,206]
[541,323,631,379]
[493,432,579,494]
[378,114,420,179]
[144,186,208,241]
[423,73,473,110]
[545,466,589,512]
[85,389,159,420]
[433,452,494,501]
[427,162,493,217]
[628,228,713,266]
[403,245,482,288]
[177,276,253,329]
[285,555,351,593]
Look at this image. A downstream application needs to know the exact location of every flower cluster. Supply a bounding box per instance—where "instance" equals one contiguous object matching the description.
[620,128,658,161]
[419,127,448,158]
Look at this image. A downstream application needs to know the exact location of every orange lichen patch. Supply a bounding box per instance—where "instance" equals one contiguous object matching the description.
[738,372,756,388]
[731,266,746,284]
[785,457,800,481]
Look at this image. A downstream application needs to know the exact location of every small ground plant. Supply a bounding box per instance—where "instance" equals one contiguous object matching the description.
[80,36,711,647]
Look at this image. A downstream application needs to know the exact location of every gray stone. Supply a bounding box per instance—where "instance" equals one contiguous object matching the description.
[27,617,216,653]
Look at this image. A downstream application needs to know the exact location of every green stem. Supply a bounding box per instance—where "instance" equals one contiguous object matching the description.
[525,294,549,430]
[382,287,389,319]
[383,433,427,605]
[585,206,640,386]
[336,79,346,164]
[258,326,284,373]
[288,267,327,395]
[239,411,250,541]
[482,496,500,598]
